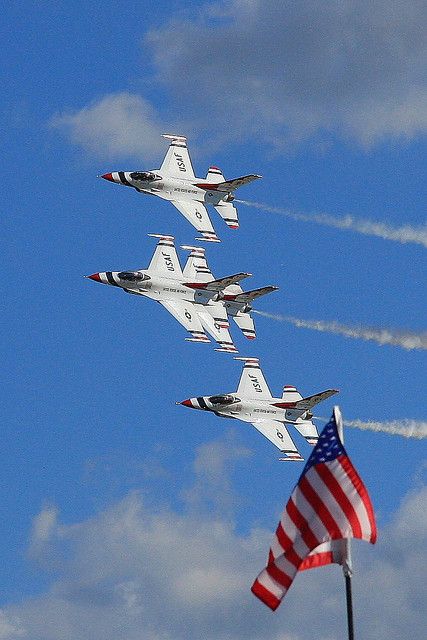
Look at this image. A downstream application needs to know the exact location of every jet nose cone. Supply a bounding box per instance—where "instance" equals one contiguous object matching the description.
[86,273,101,282]
[179,399,193,408]
[101,173,114,182]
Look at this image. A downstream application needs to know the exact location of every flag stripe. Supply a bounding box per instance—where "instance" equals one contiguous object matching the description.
[299,551,334,571]
[340,456,377,543]
[275,522,305,566]
[308,464,352,537]
[315,462,363,538]
[291,486,340,549]
[266,562,293,590]
[251,579,281,611]
[277,509,305,553]
[330,459,373,539]
[298,475,343,539]
[287,499,320,550]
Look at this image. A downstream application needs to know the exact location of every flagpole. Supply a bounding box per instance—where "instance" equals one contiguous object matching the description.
[334,406,355,640]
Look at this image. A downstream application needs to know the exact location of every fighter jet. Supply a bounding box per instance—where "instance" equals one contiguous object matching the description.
[178,357,339,460]
[85,235,275,353]
[181,245,277,340]
[100,134,261,243]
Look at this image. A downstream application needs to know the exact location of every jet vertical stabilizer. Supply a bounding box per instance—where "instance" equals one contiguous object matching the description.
[181,246,214,282]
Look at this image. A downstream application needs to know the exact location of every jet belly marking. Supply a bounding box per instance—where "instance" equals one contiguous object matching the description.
[241,400,282,422]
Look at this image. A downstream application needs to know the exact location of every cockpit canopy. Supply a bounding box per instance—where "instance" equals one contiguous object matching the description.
[129,171,159,182]
[208,394,239,406]
[117,271,150,283]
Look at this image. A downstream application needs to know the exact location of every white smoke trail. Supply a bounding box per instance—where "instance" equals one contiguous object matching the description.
[317,416,427,439]
[253,310,427,351]
[237,200,427,249]
[345,419,427,439]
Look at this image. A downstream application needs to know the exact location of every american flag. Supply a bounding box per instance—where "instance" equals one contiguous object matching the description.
[251,408,377,611]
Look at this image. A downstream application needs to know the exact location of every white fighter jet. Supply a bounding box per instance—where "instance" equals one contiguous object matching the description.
[100,134,261,243]
[181,245,278,341]
[85,235,276,352]
[178,357,339,460]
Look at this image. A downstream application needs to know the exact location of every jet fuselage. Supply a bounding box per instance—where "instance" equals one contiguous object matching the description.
[87,270,254,317]
[88,270,219,306]
[102,171,229,206]
[181,395,312,425]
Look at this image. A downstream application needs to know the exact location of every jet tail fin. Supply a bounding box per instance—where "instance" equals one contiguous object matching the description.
[213,201,239,229]
[181,246,214,282]
[225,286,278,304]
[184,272,252,292]
[232,313,256,340]
[205,166,225,183]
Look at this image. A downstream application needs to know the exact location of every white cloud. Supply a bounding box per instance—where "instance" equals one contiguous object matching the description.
[52,4,427,157]
[145,0,427,146]
[0,612,25,639]
[1,438,426,640]
[51,93,165,162]
[181,434,251,517]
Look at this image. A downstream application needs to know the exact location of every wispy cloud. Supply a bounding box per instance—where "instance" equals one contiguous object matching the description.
[253,310,427,351]
[345,419,427,439]
[237,200,427,249]
[146,2,427,146]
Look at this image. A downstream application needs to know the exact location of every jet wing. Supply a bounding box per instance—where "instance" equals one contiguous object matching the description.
[195,304,237,353]
[147,235,183,279]
[234,357,272,399]
[227,286,279,304]
[251,420,303,461]
[170,200,220,243]
[160,134,195,179]
[158,299,210,344]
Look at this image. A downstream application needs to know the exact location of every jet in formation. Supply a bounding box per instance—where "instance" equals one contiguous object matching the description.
[178,357,339,460]
[100,134,261,243]
[85,235,277,353]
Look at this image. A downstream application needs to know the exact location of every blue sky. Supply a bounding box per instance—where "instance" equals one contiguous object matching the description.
[1,2,426,638]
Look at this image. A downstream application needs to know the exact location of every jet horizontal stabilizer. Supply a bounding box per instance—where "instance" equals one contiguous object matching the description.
[194,174,262,192]
[224,286,278,303]
[184,273,252,291]
[272,389,339,410]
